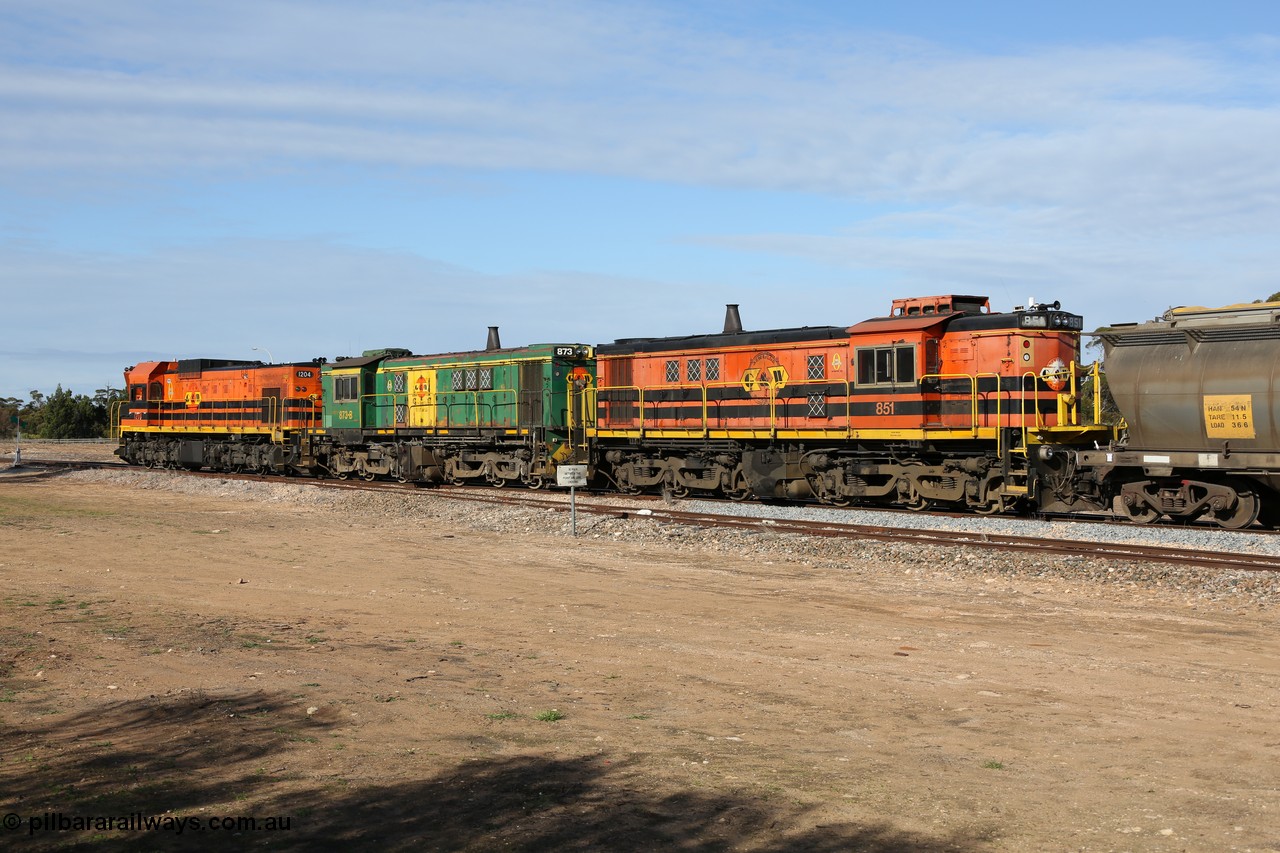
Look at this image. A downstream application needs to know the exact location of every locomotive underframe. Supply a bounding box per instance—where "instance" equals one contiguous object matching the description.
[117,432,299,474]
[118,428,578,490]
[596,437,1035,513]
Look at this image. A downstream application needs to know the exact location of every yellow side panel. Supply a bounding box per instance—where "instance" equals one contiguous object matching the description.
[1204,394,1256,439]
[407,369,437,428]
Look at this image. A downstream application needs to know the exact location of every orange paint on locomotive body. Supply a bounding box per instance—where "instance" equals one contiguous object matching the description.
[120,359,323,435]
[594,296,1081,439]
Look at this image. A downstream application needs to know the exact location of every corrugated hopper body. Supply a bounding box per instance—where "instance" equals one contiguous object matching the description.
[1102,303,1280,453]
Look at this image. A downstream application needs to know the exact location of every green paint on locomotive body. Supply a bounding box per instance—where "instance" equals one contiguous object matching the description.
[321,344,596,440]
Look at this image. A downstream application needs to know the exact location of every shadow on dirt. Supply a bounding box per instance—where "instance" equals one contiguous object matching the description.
[1,691,990,851]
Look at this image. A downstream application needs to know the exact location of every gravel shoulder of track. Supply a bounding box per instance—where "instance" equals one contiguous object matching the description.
[60,467,1280,610]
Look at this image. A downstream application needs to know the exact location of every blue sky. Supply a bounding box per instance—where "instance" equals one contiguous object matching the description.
[3,1,1280,398]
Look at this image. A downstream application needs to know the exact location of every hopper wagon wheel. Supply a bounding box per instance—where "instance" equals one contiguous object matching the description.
[489,475,507,488]
[669,484,690,500]
[525,475,545,490]
[1119,497,1160,524]
[1212,486,1259,530]
[362,471,376,482]
[1256,497,1280,530]
[335,470,349,480]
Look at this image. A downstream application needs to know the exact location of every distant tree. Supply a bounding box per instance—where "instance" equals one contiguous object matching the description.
[0,396,21,440]
[0,386,123,439]
[17,390,46,438]
[1080,333,1122,425]
[39,386,104,439]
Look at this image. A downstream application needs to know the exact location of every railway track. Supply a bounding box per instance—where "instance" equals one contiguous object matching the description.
[14,457,1280,574]
[431,489,1280,574]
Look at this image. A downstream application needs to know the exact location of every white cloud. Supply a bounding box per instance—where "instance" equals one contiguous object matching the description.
[1,0,1279,369]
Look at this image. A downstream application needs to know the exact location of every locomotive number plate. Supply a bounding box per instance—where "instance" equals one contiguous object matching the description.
[1203,394,1256,439]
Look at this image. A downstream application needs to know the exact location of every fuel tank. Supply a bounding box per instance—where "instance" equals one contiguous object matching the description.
[1101,302,1280,452]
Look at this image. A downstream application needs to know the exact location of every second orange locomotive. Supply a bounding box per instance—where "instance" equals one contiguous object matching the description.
[591,295,1104,511]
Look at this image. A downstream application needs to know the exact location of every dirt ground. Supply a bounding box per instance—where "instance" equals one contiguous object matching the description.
[1,461,1278,850]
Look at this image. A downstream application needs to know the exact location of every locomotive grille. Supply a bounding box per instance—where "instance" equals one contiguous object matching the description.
[807,394,827,417]
[392,373,406,394]
[394,404,407,424]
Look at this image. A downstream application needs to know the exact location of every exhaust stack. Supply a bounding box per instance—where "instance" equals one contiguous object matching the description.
[723,304,743,334]
[486,326,501,351]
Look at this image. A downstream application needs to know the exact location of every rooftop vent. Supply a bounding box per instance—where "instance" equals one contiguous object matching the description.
[723,304,743,334]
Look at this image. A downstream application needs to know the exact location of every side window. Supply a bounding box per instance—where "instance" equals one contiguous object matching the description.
[665,360,679,383]
[686,359,701,382]
[807,354,825,380]
[479,368,493,390]
[705,358,720,382]
[855,346,917,386]
[896,348,916,384]
[334,376,358,402]
[452,371,465,391]
[874,349,894,384]
[856,351,875,386]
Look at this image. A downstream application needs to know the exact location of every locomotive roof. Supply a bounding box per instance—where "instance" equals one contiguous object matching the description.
[597,325,850,355]
[328,342,590,369]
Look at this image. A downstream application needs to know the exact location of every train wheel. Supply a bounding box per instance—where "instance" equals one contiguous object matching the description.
[905,493,932,512]
[974,499,1003,516]
[1257,497,1280,529]
[362,472,376,482]
[490,476,506,488]
[1214,490,1259,530]
[670,484,690,500]
[1120,502,1160,524]
[525,475,545,490]
[724,472,751,502]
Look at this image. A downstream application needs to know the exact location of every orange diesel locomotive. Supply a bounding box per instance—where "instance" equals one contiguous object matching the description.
[590,295,1105,511]
[117,358,323,472]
